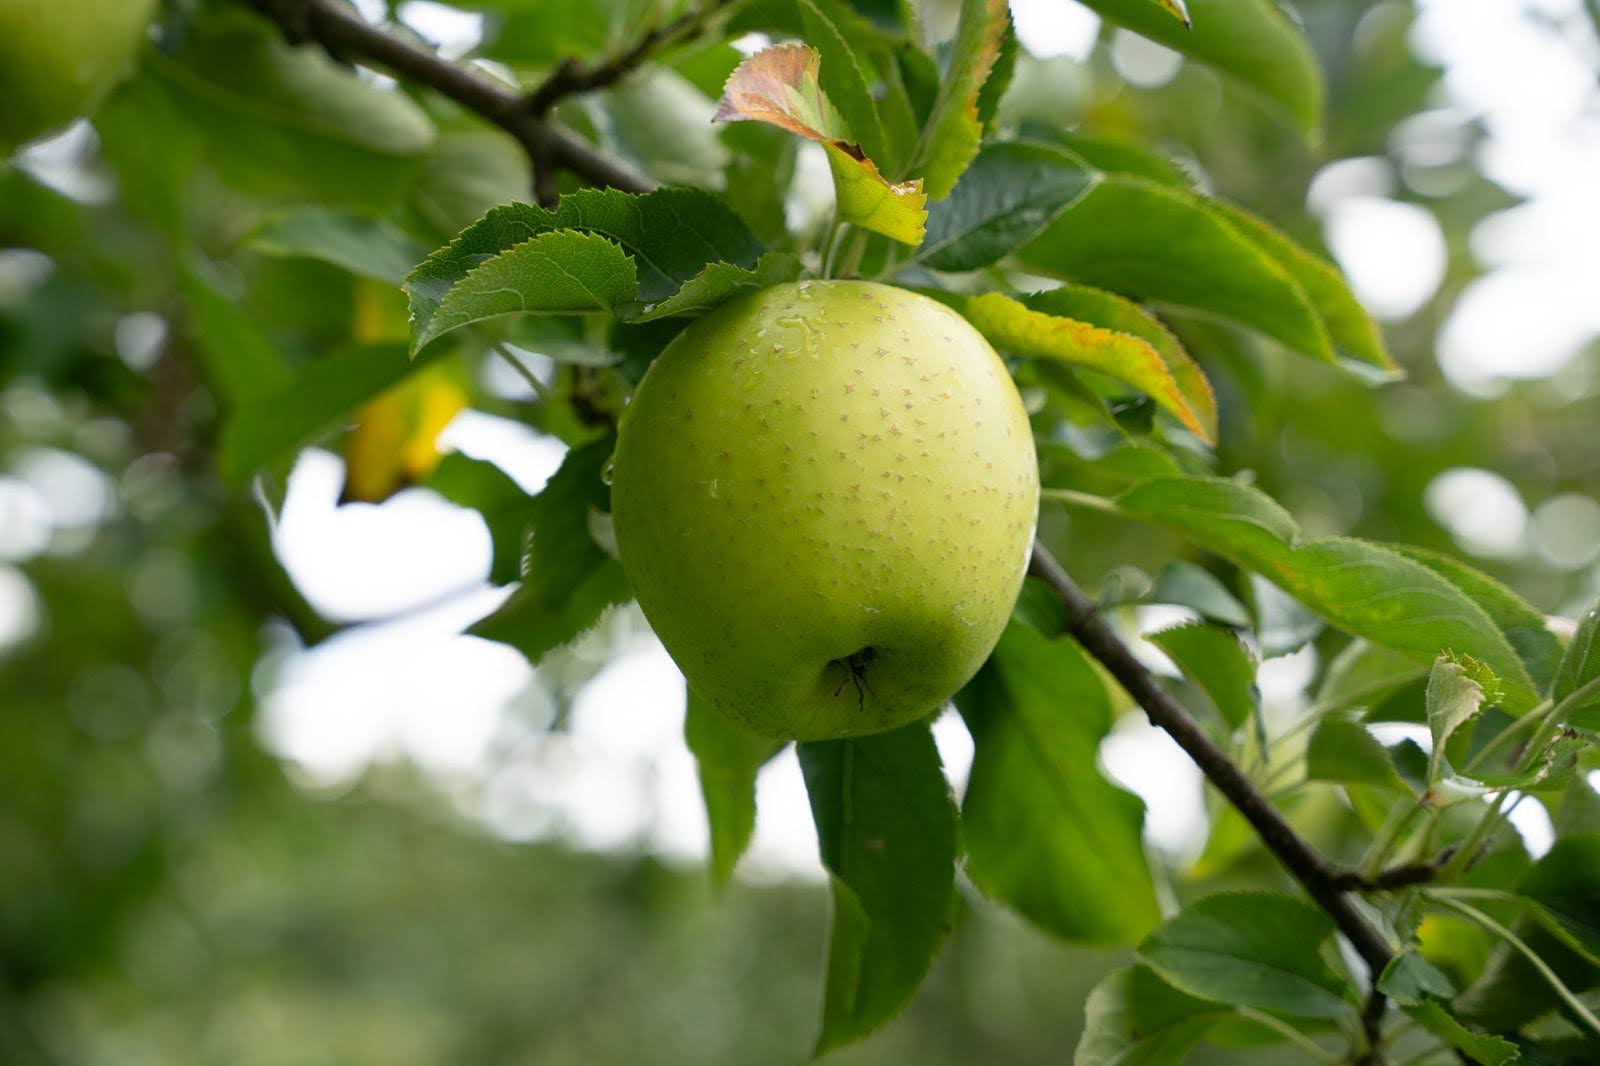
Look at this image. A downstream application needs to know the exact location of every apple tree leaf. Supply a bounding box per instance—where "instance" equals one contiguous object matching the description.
[1555,595,1600,728]
[1136,892,1354,1019]
[1407,1002,1521,1066]
[1049,129,1195,188]
[220,342,411,486]
[548,186,766,303]
[405,187,772,347]
[1075,0,1323,136]
[1146,622,1257,730]
[1114,478,1540,713]
[957,621,1161,945]
[248,207,427,286]
[1425,656,1488,784]
[1027,285,1218,444]
[1394,545,1565,693]
[797,0,891,167]
[1205,200,1394,375]
[1018,175,1337,366]
[145,12,435,206]
[911,0,1010,200]
[625,251,805,322]
[470,438,632,665]
[410,229,638,352]
[963,291,1214,442]
[714,44,927,244]
[1306,717,1411,792]
[1315,640,1428,716]
[1075,964,1233,1066]
[684,691,783,887]
[180,266,293,407]
[797,722,957,1053]
[919,140,1097,272]
[1379,953,1519,1065]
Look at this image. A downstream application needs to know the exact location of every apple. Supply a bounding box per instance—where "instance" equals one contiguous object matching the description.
[611,280,1039,740]
[0,0,157,156]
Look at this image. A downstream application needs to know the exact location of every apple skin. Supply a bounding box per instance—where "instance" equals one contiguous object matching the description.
[611,280,1039,740]
[0,0,157,156]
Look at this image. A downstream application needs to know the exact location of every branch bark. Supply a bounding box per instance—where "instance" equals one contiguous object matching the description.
[526,0,733,116]
[1028,545,1397,980]
[244,0,659,197]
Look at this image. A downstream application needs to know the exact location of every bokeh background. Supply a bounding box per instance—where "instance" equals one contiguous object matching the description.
[2,0,1598,1061]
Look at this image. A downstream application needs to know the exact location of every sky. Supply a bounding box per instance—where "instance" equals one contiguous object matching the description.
[4,0,1599,879]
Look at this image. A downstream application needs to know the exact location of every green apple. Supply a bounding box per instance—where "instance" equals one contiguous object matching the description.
[0,0,157,156]
[612,280,1039,740]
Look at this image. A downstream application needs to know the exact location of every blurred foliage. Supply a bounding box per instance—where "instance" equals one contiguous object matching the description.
[2,0,1599,1061]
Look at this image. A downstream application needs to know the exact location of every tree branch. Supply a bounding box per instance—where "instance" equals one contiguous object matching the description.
[1028,545,1397,982]
[1332,849,1457,892]
[244,0,658,197]
[526,0,733,116]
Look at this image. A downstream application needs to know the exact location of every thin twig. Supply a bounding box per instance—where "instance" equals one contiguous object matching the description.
[1029,545,1396,976]
[244,0,658,196]
[1331,849,1457,892]
[526,0,733,116]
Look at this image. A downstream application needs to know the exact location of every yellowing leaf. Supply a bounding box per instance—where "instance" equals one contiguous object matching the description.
[913,0,1010,200]
[343,361,469,503]
[963,291,1212,442]
[715,44,927,245]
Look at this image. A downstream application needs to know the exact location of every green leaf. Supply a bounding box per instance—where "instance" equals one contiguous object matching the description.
[625,252,804,322]
[798,0,892,167]
[1146,622,1257,730]
[958,621,1160,945]
[964,292,1213,442]
[1115,478,1540,713]
[918,141,1096,272]
[685,691,782,887]
[470,439,632,665]
[1136,892,1353,1019]
[1048,129,1194,188]
[148,12,434,206]
[798,722,958,1053]
[1028,285,1218,445]
[249,208,427,286]
[415,230,638,352]
[1075,964,1230,1066]
[1407,1001,1521,1065]
[598,68,730,189]
[1520,834,1600,965]
[1378,951,1456,1006]
[1148,562,1252,629]
[1395,545,1565,692]
[549,186,765,303]
[913,0,1010,199]
[1075,0,1323,135]
[1306,717,1410,791]
[423,453,534,587]
[220,343,412,485]
[1426,656,1488,783]
[1205,201,1393,375]
[1017,176,1336,365]
[476,0,612,65]
[1555,596,1600,728]
[1315,639,1429,715]
[180,266,292,407]
[406,202,558,341]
